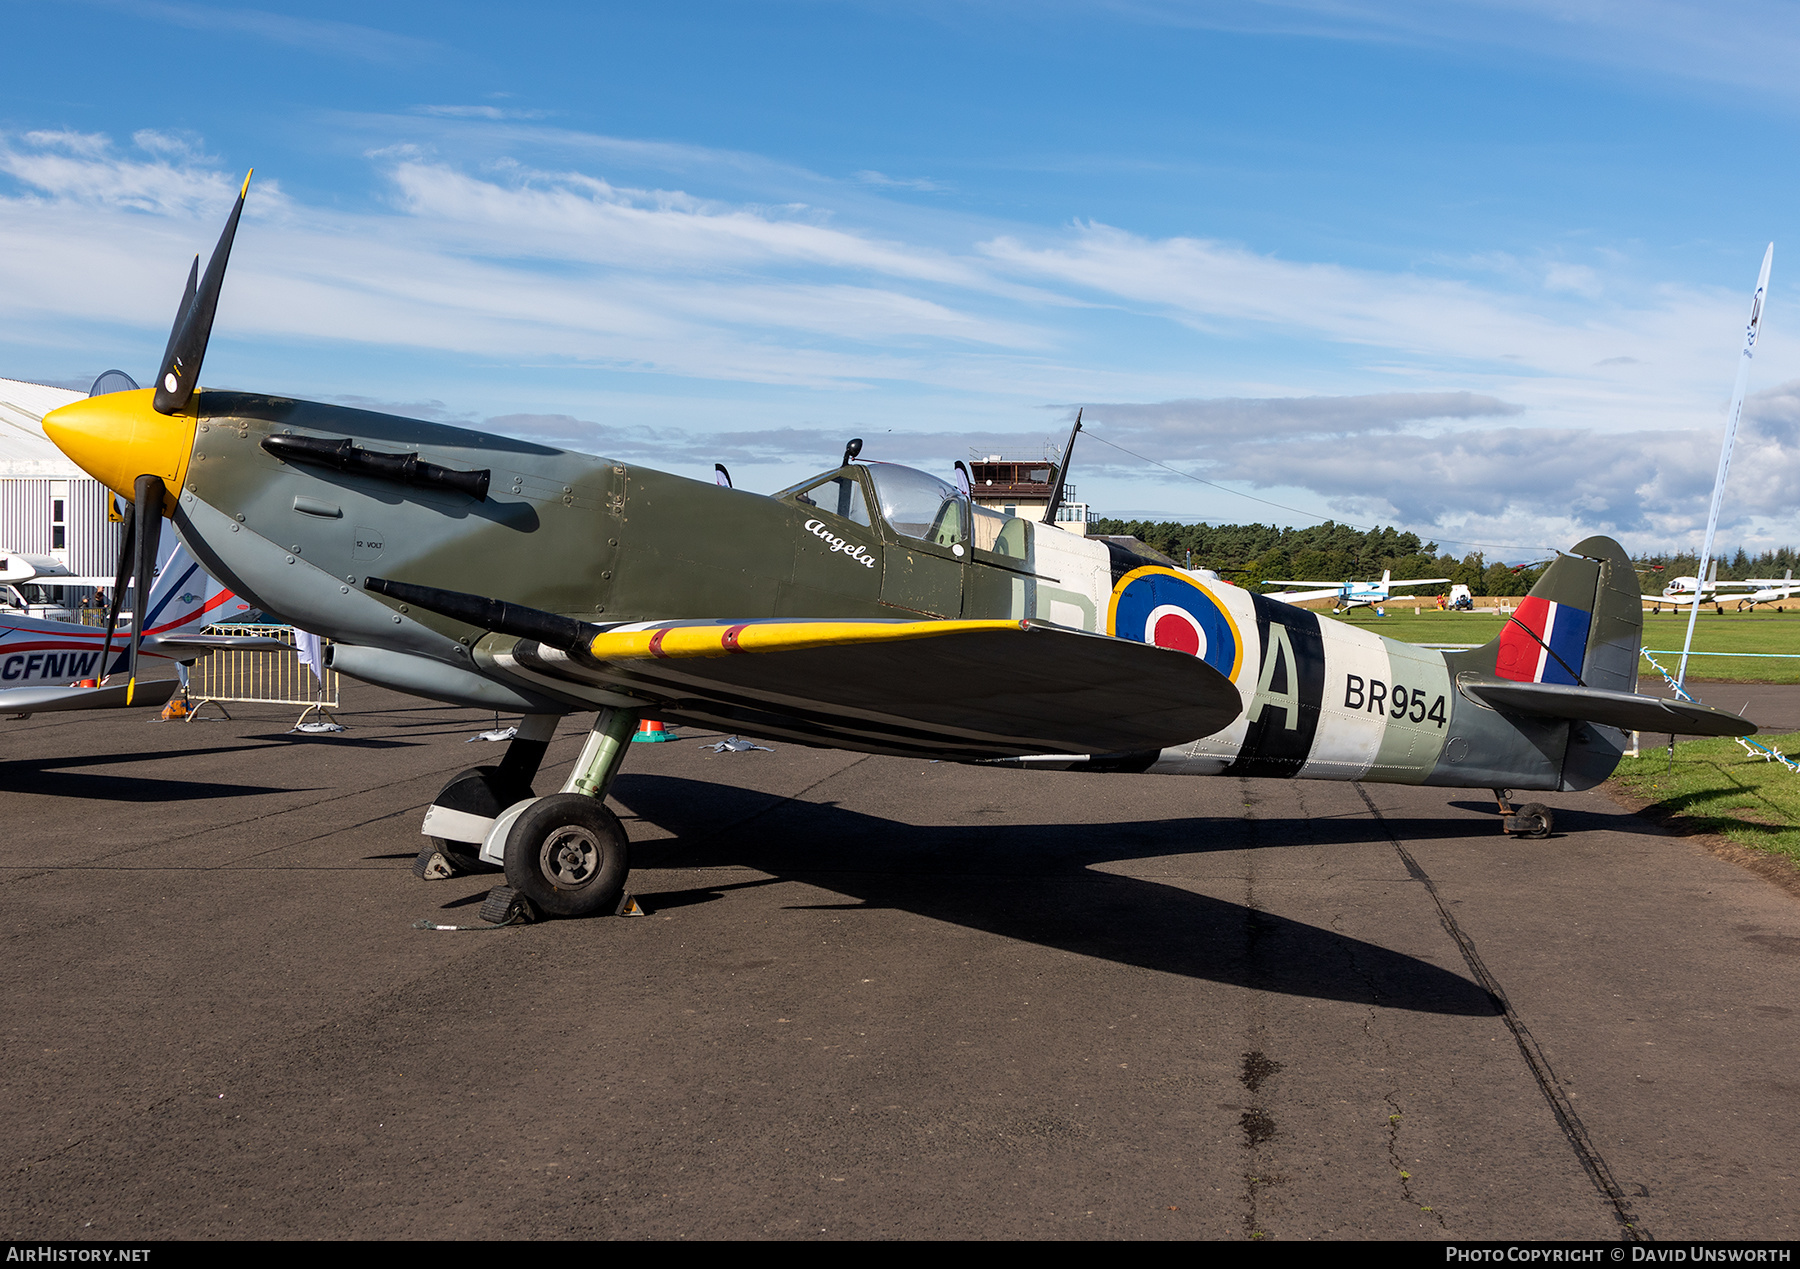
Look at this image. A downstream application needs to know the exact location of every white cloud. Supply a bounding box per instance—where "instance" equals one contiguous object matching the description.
[1072,382,1800,553]
[414,106,552,121]
[90,0,443,64]
[0,124,1789,548]
[1082,391,1523,449]
[856,170,949,192]
[1103,1,1800,103]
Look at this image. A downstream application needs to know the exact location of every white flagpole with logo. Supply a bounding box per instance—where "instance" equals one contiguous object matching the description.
[1678,244,1774,690]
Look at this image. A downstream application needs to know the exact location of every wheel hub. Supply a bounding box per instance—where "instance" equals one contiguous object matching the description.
[540,826,600,889]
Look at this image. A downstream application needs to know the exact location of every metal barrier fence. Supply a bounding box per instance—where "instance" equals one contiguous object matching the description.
[186,624,340,728]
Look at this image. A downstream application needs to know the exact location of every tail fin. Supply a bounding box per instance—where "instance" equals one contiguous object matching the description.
[1449,536,1641,692]
[139,544,238,637]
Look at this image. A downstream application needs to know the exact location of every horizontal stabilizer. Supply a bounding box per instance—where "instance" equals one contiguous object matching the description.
[1462,680,1755,737]
[0,679,179,715]
[143,633,291,658]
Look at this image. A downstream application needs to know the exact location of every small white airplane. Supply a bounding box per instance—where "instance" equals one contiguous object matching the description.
[1261,569,1451,614]
[0,543,273,715]
[1733,569,1797,611]
[1644,565,1799,612]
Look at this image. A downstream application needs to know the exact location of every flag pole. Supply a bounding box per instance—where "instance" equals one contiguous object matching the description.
[1678,243,1774,690]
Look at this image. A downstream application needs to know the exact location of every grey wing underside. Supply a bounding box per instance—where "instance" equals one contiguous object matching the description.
[478,622,1245,761]
[0,680,180,715]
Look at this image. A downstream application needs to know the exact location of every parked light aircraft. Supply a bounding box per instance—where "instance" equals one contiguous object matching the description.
[37,177,1759,922]
[1644,568,1800,612]
[1735,570,1798,610]
[0,544,270,715]
[1262,569,1451,613]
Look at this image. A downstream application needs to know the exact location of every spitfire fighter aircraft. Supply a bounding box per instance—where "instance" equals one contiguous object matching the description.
[39,179,1758,922]
[1262,569,1453,614]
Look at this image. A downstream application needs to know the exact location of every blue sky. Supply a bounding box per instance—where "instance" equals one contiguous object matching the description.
[4,1,1799,560]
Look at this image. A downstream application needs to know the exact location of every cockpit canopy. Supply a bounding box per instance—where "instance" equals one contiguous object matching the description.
[778,461,1026,558]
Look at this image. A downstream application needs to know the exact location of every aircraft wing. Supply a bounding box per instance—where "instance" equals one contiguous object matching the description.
[1261,586,1341,604]
[369,579,1245,760]
[0,680,179,715]
[1460,679,1754,737]
[505,617,1244,759]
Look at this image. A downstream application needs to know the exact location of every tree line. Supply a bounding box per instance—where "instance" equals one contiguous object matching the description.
[1632,546,1800,587]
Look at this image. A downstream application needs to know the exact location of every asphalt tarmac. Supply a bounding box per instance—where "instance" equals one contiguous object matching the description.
[2,686,1797,1241]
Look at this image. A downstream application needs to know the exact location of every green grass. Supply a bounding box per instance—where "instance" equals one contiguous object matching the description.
[1329,610,1507,645]
[1324,606,1800,683]
[1611,732,1800,865]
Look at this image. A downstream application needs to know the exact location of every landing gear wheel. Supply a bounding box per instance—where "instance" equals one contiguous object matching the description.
[429,764,532,873]
[502,793,630,919]
[1512,802,1554,838]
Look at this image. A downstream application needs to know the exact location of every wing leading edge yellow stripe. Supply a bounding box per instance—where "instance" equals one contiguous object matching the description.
[588,618,1029,662]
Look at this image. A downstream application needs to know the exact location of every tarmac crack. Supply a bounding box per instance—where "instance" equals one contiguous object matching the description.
[1352,782,1648,1242]
[1235,779,1285,1241]
[1384,1095,1445,1230]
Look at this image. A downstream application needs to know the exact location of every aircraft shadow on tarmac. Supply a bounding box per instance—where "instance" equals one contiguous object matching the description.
[240,733,422,749]
[0,743,302,802]
[610,774,1501,1017]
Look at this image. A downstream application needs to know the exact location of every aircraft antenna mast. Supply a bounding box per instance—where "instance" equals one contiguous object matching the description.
[1679,244,1773,689]
[1044,409,1082,526]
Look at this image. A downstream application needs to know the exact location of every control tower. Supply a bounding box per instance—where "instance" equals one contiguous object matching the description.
[966,450,1093,533]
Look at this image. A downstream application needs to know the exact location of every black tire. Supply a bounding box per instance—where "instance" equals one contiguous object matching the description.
[1515,802,1554,839]
[430,764,532,873]
[502,793,630,919]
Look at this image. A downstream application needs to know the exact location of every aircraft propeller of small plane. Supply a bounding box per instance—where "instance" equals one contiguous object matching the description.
[39,178,1760,923]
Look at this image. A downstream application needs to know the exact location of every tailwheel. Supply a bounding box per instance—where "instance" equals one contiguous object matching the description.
[1507,802,1555,838]
[502,793,630,919]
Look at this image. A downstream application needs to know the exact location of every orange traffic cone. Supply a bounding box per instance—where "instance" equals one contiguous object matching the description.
[632,718,677,743]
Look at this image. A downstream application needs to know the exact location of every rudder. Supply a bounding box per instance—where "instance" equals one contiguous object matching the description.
[1448,536,1640,693]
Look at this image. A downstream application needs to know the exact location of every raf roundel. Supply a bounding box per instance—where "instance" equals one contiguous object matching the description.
[1108,567,1243,683]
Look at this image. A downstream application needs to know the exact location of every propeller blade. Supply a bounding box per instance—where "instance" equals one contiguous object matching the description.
[156,256,199,392]
[96,499,137,683]
[125,475,165,705]
[152,170,252,416]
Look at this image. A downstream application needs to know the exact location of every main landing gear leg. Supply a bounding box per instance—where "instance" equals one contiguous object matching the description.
[480,707,639,924]
[1493,786,1554,839]
[413,713,561,879]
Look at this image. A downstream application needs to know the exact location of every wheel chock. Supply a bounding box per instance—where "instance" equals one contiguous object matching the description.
[615,893,647,917]
[411,846,458,881]
[479,885,539,925]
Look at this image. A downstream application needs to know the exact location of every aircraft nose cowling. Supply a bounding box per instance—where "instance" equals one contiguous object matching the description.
[42,388,196,513]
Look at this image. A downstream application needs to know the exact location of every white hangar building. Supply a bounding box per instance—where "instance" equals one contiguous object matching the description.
[0,375,129,614]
